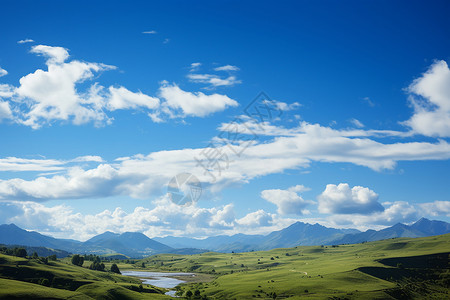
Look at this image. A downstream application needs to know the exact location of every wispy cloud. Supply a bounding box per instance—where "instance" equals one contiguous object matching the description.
[142,30,157,34]
[214,65,239,72]
[187,63,242,89]
[0,66,7,77]
[17,39,34,44]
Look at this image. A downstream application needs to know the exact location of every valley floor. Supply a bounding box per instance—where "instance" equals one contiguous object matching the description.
[0,234,449,299]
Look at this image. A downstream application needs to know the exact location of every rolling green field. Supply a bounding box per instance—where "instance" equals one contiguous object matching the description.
[0,234,449,299]
[141,234,450,299]
[0,252,170,299]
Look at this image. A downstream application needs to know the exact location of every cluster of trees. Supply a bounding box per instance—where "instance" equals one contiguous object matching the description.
[0,247,58,264]
[0,246,27,258]
[184,289,208,299]
[70,254,120,273]
[89,261,105,271]
[71,254,84,266]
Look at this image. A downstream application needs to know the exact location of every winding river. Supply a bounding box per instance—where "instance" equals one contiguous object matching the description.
[121,270,195,297]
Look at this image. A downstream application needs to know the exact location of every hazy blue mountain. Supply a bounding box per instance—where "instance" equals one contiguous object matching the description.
[0,224,174,258]
[155,222,357,252]
[0,224,81,251]
[1,218,449,256]
[410,217,450,235]
[82,231,173,257]
[331,218,450,245]
[154,233,265,252]
[258,222,356,250]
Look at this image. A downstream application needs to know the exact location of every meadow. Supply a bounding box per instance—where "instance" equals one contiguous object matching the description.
[0,234,448,299]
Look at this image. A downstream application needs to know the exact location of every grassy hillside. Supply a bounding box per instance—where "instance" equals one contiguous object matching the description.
[0,234,448,299]
[0,252,170,299]
[141,234,450,299]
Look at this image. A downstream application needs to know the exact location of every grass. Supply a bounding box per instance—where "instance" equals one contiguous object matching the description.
[0,252,171,299]
[1,234,449,299]
[141,233,450,299]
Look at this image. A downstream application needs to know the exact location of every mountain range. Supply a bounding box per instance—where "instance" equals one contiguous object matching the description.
[0,218,449,258]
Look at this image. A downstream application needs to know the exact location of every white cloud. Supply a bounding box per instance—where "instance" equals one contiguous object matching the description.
[1,120,450,202]
[190,62,201,72]
[108,86,160,110]
[237,210,273,227]
[142,30,157,34]
[329,201,418,230]
[0,101,12,121]
[261,187,313,215]
[11,46,116,128]
[350,118,364,128]
[214,65,239,72]
[420,201,450,217]
[158,82,238,117]
[318,183,384,214]
[0,156,102,172]
[0,66,7,77]
[0,197,268,240]
[187,64,241,88]
[187,73,241,88]
[263,99,301,112]
[30,45,70,65]
[1,44,238,128]
[403,60,450,137]
[17,39,34,44]
[288,185,311,193]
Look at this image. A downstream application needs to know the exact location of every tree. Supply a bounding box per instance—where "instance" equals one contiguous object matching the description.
[14,248,27,258]
[110,263,121,274]
[185,290,193,298]
[32,251,39,259]
[71,254,84,267]
[194,289,201,297]
[48,254,57,261]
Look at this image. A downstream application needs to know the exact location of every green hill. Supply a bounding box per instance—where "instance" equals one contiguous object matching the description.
[0,252,169,299]
[143,234,450,299]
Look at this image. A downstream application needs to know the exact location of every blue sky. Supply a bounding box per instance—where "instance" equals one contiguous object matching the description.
[0,0,449,240]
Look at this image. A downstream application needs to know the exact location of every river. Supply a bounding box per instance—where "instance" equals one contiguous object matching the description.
[121,270,195,297]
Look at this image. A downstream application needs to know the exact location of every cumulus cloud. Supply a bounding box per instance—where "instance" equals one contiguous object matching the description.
[158,82,238,117]
[30,45,70,64]
[108,86,160,110]
[329,201,418,230]
[0,44,237,128]
[420,200,450,217]
[0,197,279,240]
[261,186,313,215]
[318,183,384,214]
[237,210,273,227]
[0,66,7,77]
[403,60,450,137]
